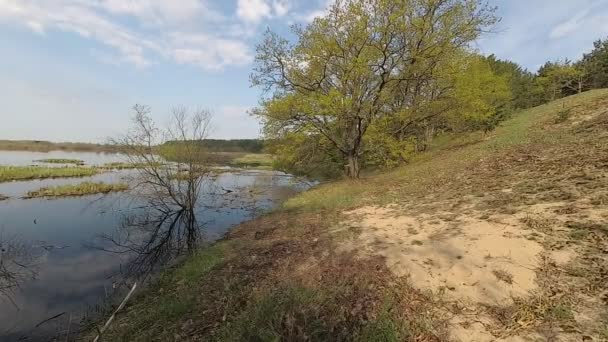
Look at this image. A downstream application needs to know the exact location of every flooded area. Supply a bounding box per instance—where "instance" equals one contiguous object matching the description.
[0,151,310,340]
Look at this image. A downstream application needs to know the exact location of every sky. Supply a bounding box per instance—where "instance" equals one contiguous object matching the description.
[0,0,607,143]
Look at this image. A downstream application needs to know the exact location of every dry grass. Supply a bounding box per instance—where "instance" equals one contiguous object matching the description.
[87,212,449,341]
[82,90,608,341]
[492,269,514,284]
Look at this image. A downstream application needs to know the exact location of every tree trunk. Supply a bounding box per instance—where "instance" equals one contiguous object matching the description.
[346,152,360,179]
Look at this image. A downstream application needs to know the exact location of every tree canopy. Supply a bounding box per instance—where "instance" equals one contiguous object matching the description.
[252,0,497,178]
[251,0,608,180]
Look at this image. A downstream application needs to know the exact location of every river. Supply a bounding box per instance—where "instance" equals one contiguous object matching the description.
[0,151,309,340]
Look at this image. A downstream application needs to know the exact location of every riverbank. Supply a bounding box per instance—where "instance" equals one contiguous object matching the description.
[85,90,608,341]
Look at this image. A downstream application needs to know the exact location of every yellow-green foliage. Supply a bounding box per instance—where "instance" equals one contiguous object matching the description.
[267,132,344,179]
[447,54,512,130]
[363,119,416,169]
[0,166,98,183]
[25,182,128,198]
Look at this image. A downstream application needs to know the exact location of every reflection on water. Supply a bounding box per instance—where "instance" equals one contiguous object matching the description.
[0,151,126,167]
[0,160,310,340]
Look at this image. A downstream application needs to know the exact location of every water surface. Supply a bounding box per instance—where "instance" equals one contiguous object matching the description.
[0,151,309,340]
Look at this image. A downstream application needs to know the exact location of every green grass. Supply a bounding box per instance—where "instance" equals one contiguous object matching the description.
[101,162,164,169]
[284,89,608,213]
[34,158,84,165]
[25,182,128,198]
[0,166,98,183]
[231,153,274,169]
[88,243,228,341]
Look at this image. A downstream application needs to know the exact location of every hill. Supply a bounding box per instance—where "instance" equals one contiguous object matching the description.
[88,90,608,341]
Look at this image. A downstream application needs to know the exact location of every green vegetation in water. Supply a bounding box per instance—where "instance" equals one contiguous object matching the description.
[101,162,163,170]
[34,158,85,165]
[25,181,128,198]
[0,166,98,183]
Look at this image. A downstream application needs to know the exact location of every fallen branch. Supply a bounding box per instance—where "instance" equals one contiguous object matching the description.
[35,312,66,328]
[93,282,137,342]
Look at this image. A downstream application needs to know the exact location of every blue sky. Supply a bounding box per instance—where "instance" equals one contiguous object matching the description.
[0,0,607,142]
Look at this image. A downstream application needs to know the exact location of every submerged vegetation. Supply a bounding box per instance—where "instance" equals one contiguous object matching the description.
[101,162,163,170]
[34,158,84,165]
[25,182,128,198]
[0,166,97,183]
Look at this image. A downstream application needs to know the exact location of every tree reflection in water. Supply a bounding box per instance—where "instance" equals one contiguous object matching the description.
[97,204,202,278]
[0,234,38,307]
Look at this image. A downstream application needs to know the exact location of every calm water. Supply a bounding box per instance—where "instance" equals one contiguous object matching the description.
[0,151,309,340]
[0,150,126,166]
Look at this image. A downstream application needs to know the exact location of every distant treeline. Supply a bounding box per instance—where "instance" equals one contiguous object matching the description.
[0,140,118,153]
[0,139,265,154]
[162,139,264,153]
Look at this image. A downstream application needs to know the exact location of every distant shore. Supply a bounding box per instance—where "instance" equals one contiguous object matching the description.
[0,140,118,153]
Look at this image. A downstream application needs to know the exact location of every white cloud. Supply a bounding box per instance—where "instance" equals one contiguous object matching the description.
[97,0,225,26]
[25,20,44,34]
[272,0,289,17]
[294,0,331,23]
[236,0,289,24]
[237,0,272,23]
[550,9,589,39]
[0,0,252,71]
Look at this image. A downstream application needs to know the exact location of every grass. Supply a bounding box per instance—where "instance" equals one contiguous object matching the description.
[0,166,98,183]
[25,182,128,198]
[34,158,84,165]
[83,89,608,341]
[101,162,163,169]
[230,153,274,169]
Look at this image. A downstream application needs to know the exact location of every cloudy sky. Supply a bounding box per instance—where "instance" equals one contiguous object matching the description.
[0,0,607,142]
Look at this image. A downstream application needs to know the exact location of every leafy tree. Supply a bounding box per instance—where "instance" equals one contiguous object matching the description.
[251,0,496,178]
[579,38,608,89]
[536,61,584,101]
[446,54,512,132]
[484,54,538,109]
[267,132,344,179]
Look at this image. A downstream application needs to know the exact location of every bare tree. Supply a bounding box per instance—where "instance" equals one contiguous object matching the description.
[113,105,213,213]
[100,106,214,277]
